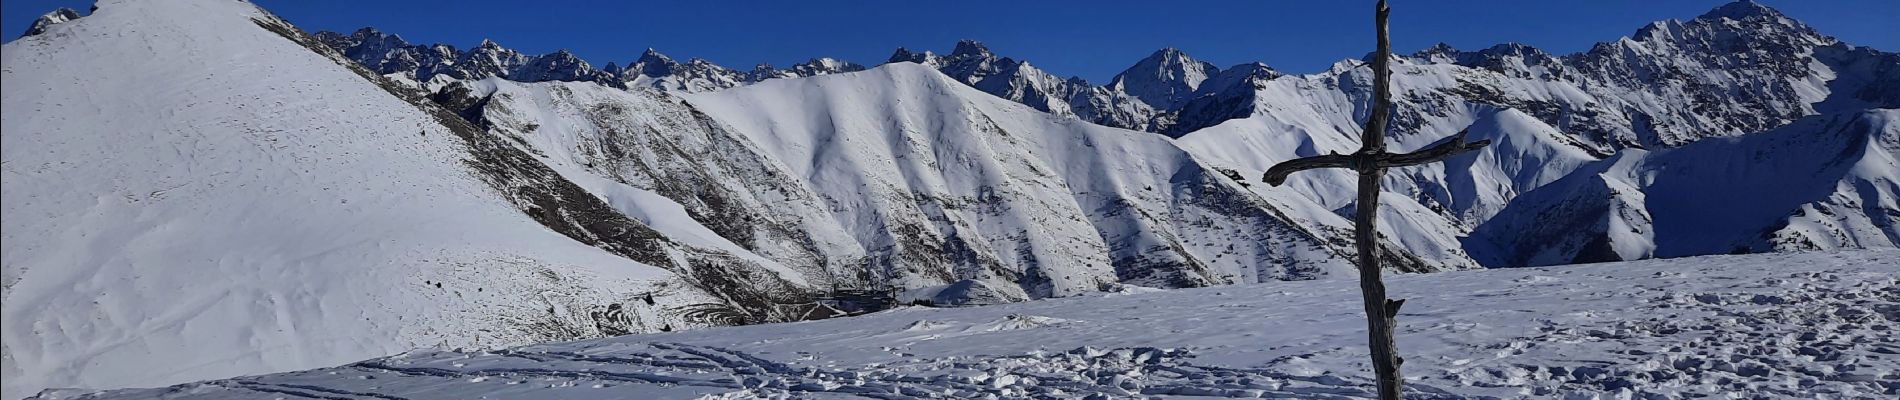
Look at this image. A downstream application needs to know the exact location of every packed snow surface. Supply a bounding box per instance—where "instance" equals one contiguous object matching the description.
[52,250,1900,399]
[1,1,723,398]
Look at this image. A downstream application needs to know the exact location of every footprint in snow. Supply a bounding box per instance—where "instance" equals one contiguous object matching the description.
[968,314,1071,332]
[902,319,949,331]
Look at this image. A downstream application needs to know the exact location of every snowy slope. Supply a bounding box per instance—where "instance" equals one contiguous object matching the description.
[1470,109,1900,266]
[451,63,1466,302]
[1174,2,1900,268]
[684,63,1470,290]
[6,0,1897,397]
[53,250,1900,399]
[1176,63,1603,269]
[0,1,802,398]
[446,78,851,290]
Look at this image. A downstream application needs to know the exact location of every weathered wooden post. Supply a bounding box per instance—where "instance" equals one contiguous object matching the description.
[1261,1,1491,398]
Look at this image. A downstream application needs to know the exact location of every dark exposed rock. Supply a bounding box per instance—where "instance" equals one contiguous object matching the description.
[19,7,82,38]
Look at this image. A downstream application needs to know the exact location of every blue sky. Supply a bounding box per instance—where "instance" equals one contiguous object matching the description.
[6,1,1895,81]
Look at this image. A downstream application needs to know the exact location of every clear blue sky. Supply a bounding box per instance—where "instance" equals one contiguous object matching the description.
[6,1,1895,81]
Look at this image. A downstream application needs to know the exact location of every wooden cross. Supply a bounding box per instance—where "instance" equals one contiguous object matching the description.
[1261,1,1490,399]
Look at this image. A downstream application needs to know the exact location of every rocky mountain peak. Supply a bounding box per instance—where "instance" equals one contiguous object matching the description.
[512,49,616,85]
[1633,0,1826,49]
[632,48,678,77]
[887,47,939,65]
[1413,42,1466,62]
[1160,61,1283,137]
[339,27,400,44]
[1696,0,1784,22]
[950,39,993,59]
[1109,47,1221,109]
[788,57,866,76]
[20,7,83,38]
[637,48,672,63]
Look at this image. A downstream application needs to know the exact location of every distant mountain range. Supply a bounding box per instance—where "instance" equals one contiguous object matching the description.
[308,26,1297,135]
[295,0,1899,269]
[3,0,1894,398]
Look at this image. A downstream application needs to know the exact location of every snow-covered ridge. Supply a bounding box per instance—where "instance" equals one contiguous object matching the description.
[0,0,1451,396]
[53,250,1900,399]
[1172,0,1900,269]
[16,7,81,38]
[4,0,1898,397]
[445,60,1463,301]
[301,3,1900,281]
[307,1,1894,144]
[1469,108,1900,266]
[1,0,813,398]
[311,28,866,93]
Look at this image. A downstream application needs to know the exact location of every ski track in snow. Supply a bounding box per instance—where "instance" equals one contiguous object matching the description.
[49,250,1900,399]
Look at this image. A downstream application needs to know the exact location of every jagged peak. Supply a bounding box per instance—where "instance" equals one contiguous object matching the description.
[1609,0,1827,53]
[1226,61,1275,72]
[950,39,992,58]
[793,57,864,72]
[802,57,848,66]
[1217,62,1280,82]
[1409,43,1461,63]
[636,48,675,64]
[542,49,581,60]
[1133,47,1215,69]
[20,7,83,38]
[314,27,408,48]
[1696,0,1784,22]
[474,38,503,50]
[1478,42,1550,58]
[42,7,80,19]
[888,47,938,64]
[1149,47,1187,58]
[1627,19,1682,43]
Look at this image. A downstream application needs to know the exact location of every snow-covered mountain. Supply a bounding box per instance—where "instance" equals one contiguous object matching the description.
[442,61,1454,300]
[313,28,618,87]
[883,41,1296,136]
[314,33,1262,134]
[4,0,1898,397]
[0,2,809,398]
[314,30,868,94]
[1175,1,1900,268]
[0,1,1441,397]
[1408,1,1891,151]
[55,250,1900,399]
[1108,48,1221,110]
[886,40,1173,132]
[17,8,80,38]
[1468,109,1899,266]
